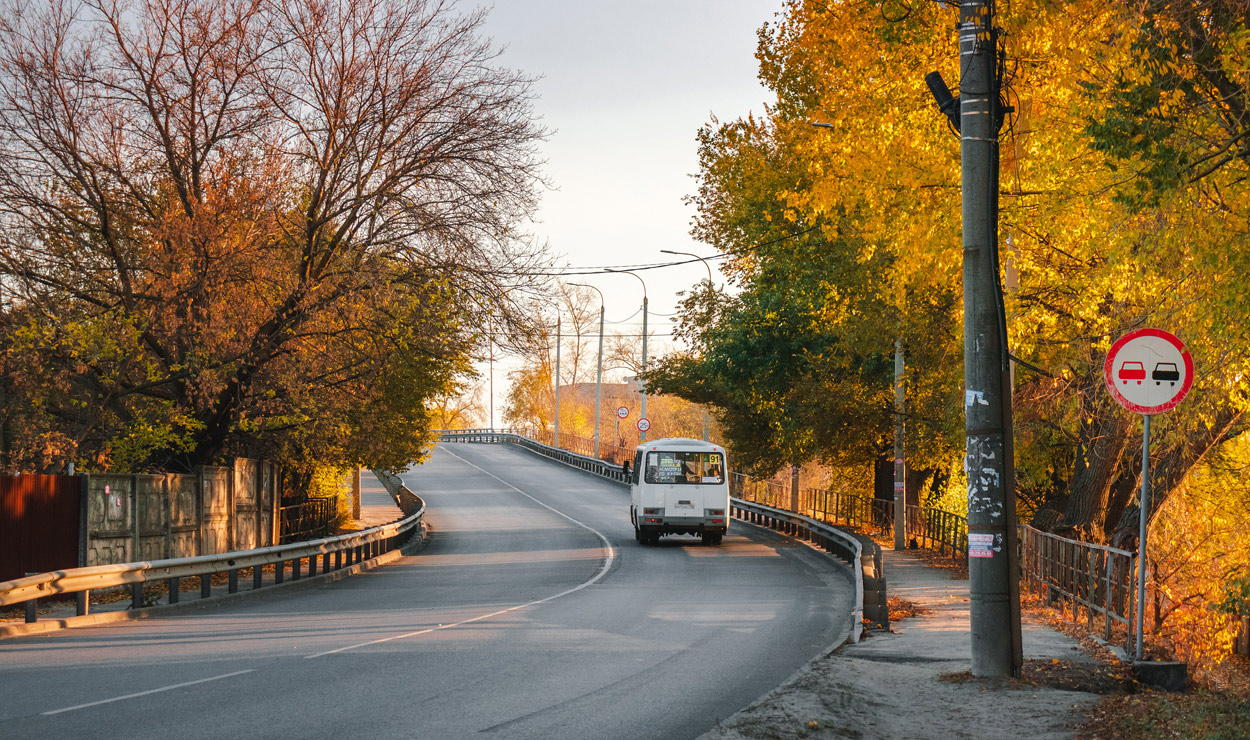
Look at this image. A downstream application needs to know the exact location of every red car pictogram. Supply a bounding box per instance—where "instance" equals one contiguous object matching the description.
[1118,361,1146,384]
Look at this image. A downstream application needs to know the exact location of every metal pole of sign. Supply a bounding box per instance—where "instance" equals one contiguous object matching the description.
[1136,413,1151,661]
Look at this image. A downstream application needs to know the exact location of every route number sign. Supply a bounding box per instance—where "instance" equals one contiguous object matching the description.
[636,417,650,432]
[616,406,629,419]
[1103,328,1192,414]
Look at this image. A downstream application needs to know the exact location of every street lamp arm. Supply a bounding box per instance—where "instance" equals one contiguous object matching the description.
[659,249,714,285]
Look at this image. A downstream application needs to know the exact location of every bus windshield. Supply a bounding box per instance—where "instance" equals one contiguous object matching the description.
[644,451,724,485]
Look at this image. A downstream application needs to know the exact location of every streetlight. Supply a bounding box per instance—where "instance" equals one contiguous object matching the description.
[568,282,605,458]
[660,249,715,441]
[660,249,714,288]
[607,269,648,442]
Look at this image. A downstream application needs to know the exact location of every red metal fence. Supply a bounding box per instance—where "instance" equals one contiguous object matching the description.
[0,474,82,582]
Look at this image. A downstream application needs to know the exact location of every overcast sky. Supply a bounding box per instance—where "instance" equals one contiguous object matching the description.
[471,0,781,419]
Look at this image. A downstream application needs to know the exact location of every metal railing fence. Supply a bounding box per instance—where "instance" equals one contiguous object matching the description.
[906,505,969,558]
[1020,525,1137,645]
[280,498,337,543]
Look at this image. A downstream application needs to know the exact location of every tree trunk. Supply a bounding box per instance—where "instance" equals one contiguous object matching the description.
[1057,373,1131,541]
[1109,407,1244,548]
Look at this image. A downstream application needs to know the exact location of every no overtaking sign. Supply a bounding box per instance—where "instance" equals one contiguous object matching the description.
[1103,328,1192,414]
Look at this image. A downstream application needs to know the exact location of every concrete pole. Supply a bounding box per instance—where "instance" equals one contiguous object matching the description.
[570,283,607,458]
[894,338,906,551]
[352,468,361,520]
[661,249,715,441]
[790,465,800,514]
[608,269,648,442]
[593,305,604,456]
[640,294,648,442]
[554,314,561,449]
[959,0,1021,678]
[489,334,494,431]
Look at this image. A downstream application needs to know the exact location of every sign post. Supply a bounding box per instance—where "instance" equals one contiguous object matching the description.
[1103,328,1192,661]
[615,407,629,449]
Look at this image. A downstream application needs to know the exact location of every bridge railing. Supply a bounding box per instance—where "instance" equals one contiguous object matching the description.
[1,494,423,630]
[441,428,632,485]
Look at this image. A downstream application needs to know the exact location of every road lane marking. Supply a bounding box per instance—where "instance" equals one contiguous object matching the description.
[41,670,256,715]
[304,445,616,659]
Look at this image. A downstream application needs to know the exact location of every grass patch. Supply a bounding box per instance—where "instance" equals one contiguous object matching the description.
[1081,692,1250,739]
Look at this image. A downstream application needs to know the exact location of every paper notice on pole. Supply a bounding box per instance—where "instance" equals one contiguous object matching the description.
[968,533,995,558]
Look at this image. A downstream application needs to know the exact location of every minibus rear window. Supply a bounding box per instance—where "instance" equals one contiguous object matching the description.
[644,451,724,485]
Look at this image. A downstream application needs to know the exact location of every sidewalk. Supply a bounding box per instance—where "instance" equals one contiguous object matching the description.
[698,548,1108,740]
[352,471,405,529]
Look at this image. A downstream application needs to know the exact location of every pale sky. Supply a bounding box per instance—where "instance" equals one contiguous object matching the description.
[472,0,781,421]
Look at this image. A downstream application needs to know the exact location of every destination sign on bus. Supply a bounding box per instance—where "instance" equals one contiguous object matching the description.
[644,451,724,485]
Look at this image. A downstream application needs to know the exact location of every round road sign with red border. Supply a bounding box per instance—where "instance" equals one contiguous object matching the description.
[1103,328,1193,415]
[636,417,650,432]
[616,406,629,419]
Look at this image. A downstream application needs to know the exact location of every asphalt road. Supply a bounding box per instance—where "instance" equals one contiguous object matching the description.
[0,443,853,740]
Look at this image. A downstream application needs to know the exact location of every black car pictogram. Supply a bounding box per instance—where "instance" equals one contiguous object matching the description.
[1152,362,1180,386]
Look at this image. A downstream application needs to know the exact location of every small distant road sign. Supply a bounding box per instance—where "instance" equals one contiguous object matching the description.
[636,417,651,432]
[1103,328,1192,414]
[616,406,629,419]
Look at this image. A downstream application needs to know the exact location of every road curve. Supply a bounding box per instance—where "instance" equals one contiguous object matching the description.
[0,443,853,740]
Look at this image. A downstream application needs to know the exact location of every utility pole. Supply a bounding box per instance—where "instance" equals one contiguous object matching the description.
[609,269,648,442]
[554,313,561,448]
[956,0,1022,678]
[893,339,906,551]
[569,282,606,458]
[640,294,648,442]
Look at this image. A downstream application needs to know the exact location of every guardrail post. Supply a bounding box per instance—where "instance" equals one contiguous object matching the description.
[275,560,285,584]
[24,576,37,622]
[130,582,143,609]
[201,573,212,598]
[228,568,239,594]
[293,557,302,580]
[253,566,263,590]
[77,590,90,616]
[169,577,180,604]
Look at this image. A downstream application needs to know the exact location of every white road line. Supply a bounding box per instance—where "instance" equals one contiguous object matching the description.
[304,445,616,659]
[41,670,256,715]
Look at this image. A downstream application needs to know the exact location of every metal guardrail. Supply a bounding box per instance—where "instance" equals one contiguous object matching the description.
[441,428,631,485]
[732,498,874,642]
[1,497,423,624]
[439,428,876,642]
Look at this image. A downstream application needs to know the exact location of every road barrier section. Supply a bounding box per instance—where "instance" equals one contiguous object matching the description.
[1,494,423,636]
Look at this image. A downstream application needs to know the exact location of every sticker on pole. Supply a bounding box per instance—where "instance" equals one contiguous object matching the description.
[616,406,629,419]
[1103,328,1192,415]
[636,417,650,432]
[968,533,995,559]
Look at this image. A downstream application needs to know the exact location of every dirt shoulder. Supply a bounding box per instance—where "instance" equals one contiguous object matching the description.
[697,548,1134,740]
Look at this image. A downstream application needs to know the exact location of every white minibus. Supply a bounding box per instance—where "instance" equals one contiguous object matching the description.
[629,438,729,545]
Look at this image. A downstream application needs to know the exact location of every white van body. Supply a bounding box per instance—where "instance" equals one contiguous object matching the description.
[629,438,729,545]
